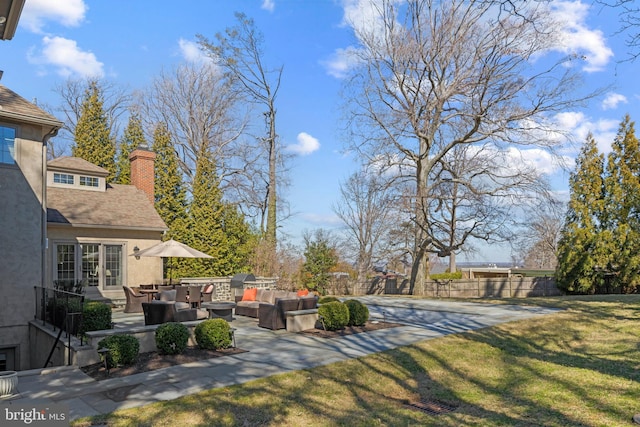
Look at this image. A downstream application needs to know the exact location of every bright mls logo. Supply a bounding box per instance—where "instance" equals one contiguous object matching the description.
[1,404,68,426]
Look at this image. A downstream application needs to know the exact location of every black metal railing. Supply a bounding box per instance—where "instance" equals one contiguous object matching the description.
[34,286,85,339]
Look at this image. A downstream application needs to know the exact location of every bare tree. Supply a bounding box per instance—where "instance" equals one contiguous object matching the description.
[48,78,131,158]
[198,12,284,255]
[599,0,640,61]
[514,197,565,269]
[137,62,246,191]
[425,143,549,272]
[343,0,597,292]
[333,168,398,288]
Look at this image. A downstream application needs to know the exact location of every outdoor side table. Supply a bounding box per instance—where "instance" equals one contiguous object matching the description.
[201,301,236,321]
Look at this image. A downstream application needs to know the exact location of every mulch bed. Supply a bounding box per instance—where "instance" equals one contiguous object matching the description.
[301,320,403,338]
[81,321,403,381]
[81,346,247,381]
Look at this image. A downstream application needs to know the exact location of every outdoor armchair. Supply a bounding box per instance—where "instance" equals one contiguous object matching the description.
[123,286,146,313]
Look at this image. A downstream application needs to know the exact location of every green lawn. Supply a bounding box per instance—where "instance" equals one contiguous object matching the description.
[73,295,640,426]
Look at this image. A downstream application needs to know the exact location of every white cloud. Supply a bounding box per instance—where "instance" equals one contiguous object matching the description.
[28,36,103,78]
[323,0,390,79]
[554,111,619,154]
[507,147,565,176]
[261,0,275,12]
[601,92,628,110]
[301,212,343,226]
[21,0,87,33]
[321,46,363,79]
[550,1,613,72]
[286,132,320,155]
[178,38,212,65]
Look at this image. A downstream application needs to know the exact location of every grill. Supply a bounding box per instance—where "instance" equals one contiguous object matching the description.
[230,273,256,290]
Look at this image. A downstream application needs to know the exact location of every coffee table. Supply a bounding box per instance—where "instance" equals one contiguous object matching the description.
[201,301,236,321]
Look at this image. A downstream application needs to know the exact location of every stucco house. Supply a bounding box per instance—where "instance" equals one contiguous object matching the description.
[46,152,168,302]
[1,84,63,371]
[0,84,167,370]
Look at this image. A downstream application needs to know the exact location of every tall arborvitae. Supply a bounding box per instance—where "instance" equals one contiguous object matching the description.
[72,80,116,181]
[219,203,256,273]
[556,133,605,293]
[116,112,146,184]
[602,115,640,291]
[151,122,188,237]
[186,152,226,277]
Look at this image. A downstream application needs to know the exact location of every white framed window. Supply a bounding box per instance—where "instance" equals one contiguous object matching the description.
[0,125,17,165]
[79,176,99,187]
[53,173,74,185]
[55,242,125,289]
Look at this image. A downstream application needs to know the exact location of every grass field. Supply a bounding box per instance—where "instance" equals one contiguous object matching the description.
[73,295,640,426]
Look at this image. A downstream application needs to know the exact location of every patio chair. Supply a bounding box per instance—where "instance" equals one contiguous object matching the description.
[123,286,146,313]
[175,286,189,304]
[201,283,215,303]
[188,286,202,308]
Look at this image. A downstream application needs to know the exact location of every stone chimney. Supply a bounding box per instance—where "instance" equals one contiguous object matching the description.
[129,144,156,204]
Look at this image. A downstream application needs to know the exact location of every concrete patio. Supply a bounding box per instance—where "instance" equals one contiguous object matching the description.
[6,296,561,421]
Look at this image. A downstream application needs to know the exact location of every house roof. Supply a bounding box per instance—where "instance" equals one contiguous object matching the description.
[47,184,168,231]
[0,0,25,40]
[0,84,62,128]
[48,156,110,177]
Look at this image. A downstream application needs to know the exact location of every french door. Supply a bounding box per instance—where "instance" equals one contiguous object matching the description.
[55,242,124,290]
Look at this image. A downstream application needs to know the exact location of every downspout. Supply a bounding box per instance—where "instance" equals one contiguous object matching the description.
[41,126,59,288]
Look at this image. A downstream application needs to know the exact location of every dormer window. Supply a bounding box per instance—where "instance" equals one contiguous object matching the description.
[53,173,74,185]
[79,176,99,187]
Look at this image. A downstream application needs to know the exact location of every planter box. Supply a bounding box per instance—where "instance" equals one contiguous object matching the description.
[0,371,18,397]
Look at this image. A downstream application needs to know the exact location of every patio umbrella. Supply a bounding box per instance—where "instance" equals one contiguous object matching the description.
[130,239,212,284]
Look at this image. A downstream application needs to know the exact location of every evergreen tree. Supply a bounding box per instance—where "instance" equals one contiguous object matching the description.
[115,112,146,184]
[152,122,188,236]
[556,133,605,293]
[72,80,116,181]
[301,229,338,294]
[186,152,227,277]
[602,115,640,291]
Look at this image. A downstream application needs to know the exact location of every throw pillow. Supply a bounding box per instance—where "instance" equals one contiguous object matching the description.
[159,289,177,301]
[203,284,214,294]
[242,287,258,301]
[297,289,309,297]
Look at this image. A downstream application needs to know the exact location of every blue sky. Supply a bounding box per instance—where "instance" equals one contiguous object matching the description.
[1,0,638,263]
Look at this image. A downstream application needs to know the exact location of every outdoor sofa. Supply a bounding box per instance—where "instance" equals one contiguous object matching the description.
[235,288,318,330]
[141,289,208,325]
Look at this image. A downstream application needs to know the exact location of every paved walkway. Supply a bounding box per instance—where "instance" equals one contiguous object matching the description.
[6,297,560,421]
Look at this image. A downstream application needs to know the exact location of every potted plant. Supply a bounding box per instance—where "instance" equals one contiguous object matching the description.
[0,370,18,397]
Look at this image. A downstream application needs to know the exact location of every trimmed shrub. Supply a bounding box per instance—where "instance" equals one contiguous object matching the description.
[97,335,139,369]
[318,296,340,304]
[194,319,232,350]
[155,322,189,355]
[344,299,369,326]
[318,301,350,331]
[80,301,112,335]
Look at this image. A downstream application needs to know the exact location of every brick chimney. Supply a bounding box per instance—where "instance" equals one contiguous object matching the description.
[129,145,156,204]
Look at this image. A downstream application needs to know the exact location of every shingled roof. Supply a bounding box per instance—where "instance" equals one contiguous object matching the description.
[48,156,109,176]
[0,84,62,128]
[47,184,167,231]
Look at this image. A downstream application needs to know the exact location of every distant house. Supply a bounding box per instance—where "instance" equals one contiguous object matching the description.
[46,153,167,302]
